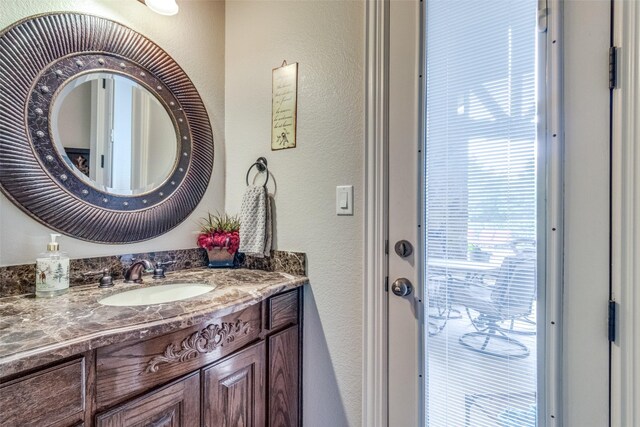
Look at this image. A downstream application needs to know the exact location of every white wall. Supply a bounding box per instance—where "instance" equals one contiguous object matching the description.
[57,82,92,149]
[0,0,225,266]
[225,1,365,425]
[147,96,178,185]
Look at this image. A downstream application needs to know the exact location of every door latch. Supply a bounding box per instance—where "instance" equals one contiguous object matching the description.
[391,278,413,297]
[394,240,413,258]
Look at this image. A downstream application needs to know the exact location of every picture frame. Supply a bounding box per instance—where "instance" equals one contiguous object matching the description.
[64,148,91,177]
[271,61,298,150]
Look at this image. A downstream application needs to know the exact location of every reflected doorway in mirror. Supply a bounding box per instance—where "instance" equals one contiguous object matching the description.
[52,72,179,196]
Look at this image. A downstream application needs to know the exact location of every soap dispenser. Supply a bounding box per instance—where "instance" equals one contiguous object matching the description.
[36,234,70,297]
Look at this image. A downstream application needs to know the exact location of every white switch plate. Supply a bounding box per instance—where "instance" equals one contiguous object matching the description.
[336,185,353,215]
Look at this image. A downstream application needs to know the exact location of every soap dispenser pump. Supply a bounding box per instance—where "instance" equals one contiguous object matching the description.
[36,233,70,297]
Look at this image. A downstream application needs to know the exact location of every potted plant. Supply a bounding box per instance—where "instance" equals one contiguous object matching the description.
[197,212,240,268]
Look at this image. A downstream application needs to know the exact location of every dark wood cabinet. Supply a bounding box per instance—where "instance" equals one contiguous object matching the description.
[95,372,200,427]
[203,341,266,427]
[0,358,86,427]
[96,304,262,410]
[0,288,302,427]
[268,326,300,427]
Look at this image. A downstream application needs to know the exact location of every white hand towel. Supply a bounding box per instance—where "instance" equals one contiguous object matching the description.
[239,185,272,257]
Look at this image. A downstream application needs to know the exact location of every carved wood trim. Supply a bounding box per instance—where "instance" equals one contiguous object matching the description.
[146,320,251,373]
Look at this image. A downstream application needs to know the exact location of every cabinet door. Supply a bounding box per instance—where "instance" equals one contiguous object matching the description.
[202,341,266,427]
[95,372,199,427]
[268,326,300,427]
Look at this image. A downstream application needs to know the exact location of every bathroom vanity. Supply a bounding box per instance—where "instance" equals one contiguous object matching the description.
[0,12,306,426]
[0,268,306,427]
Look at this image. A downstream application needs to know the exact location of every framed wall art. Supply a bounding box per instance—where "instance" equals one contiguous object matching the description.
[271,61,298,150]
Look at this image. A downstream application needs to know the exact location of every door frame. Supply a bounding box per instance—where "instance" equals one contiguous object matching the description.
[363,0,566,425]
[611,0,640,424]
[362,1,389,426]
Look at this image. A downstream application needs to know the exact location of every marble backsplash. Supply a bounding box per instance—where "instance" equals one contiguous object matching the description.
[0,249,306,297]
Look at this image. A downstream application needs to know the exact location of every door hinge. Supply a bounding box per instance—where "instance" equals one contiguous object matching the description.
[384,276,389,292]
[385,239,389,255]
[537,0,548,32]
[609,46,620,90]
[608,300,617,342]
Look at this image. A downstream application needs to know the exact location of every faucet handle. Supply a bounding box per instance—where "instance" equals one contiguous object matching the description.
[83,268,113,288]
[156,260,176,267]
[124,259,154,283]
[153,260,175,280]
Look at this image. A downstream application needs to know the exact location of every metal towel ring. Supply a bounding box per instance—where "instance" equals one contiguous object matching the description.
[245,157,269,187]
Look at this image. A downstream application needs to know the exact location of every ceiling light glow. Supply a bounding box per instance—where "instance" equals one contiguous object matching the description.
[145,0,179,16]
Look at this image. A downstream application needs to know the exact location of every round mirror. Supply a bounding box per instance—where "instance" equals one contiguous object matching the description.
[51,72,178,196]
[0,13,214,243]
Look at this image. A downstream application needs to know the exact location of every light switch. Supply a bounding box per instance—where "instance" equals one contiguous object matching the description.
[339,192,348,209]
[336,185,353,215]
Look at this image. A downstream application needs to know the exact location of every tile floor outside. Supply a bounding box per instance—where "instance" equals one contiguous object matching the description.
[425,306,537,427]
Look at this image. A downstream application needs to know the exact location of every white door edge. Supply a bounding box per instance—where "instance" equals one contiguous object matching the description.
[541,0,564,425]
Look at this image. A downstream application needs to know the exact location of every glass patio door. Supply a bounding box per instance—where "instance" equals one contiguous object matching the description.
[423,1,538,425]
[387,0,553,425]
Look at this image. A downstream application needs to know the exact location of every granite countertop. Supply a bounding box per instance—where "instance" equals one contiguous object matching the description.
[0,268,308,378]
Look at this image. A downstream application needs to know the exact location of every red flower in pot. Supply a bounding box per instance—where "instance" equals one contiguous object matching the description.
[197,212,240,267]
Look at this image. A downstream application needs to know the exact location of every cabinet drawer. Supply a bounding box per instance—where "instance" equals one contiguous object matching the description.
[267,290,299,331]
[96,303,262,409]
[96,372,200,427]
[0,357,85,427]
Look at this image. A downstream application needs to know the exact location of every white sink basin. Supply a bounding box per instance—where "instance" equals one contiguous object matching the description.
[99,283,216,306]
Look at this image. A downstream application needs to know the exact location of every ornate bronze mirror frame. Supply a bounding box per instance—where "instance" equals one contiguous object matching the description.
[0,13,214,243]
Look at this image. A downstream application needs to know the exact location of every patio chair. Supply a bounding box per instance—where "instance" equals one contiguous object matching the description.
[497,239,537,335]
[452,251,536,358]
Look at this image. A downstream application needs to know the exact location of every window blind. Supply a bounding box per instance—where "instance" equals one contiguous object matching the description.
[423,1,539,426]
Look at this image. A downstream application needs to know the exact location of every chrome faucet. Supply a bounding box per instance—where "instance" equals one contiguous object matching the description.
[124,259,154,283]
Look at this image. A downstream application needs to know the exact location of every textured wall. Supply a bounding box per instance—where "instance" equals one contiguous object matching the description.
[225,1,364,425]
[0,0,225,266]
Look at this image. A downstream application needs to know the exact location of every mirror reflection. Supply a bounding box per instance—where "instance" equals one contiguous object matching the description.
[52,72,178,195]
